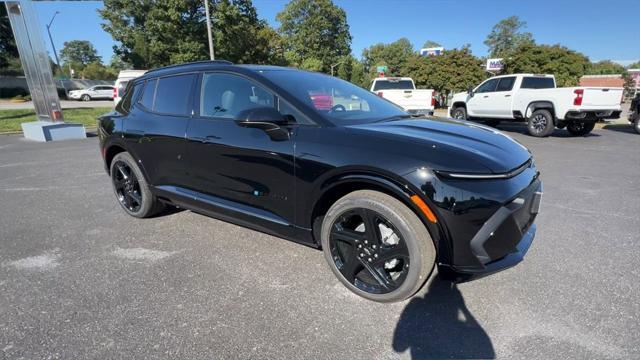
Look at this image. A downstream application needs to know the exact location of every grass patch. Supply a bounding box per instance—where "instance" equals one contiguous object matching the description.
[0,107,112,133]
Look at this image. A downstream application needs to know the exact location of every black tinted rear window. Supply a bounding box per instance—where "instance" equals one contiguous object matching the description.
[154,74,195,115]
[139,79,157,109]
[521,77,555,89]
[372,79,414,91]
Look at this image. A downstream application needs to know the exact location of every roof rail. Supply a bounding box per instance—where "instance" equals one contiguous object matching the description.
[146,60,233,74]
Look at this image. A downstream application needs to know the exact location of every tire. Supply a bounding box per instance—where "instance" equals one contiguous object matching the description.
[634,119,640,134]
[485,120,500,127]
[81,94,91,102]
[527,109,554,137]
[566,121,595,136]
[452,107,467,120]
[321,190,436,303]
[110,152,164,218]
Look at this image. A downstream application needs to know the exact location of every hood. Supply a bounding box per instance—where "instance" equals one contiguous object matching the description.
[349,118,531,174]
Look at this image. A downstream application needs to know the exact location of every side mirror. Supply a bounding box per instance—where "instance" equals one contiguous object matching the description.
[234,106,290,141]
[468,86,475,97]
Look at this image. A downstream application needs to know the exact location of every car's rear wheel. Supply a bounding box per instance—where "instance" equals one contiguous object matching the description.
[566,121,595,136]
[527,109,554,137]
[452,107,467,120]
[635,119,640,134]
[110,152,164,218]
[81,94,91,101]
[321,190,436,302]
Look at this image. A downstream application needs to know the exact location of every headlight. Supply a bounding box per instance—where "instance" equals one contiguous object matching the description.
[436,159,532,180]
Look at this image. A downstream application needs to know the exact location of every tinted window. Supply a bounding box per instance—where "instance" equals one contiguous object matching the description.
[261,70,406,125]
[200,73,275,118]
[117,81,129,97]
[372,79,414,91]
[116,82,142,114]
[496,77,516,91]
[139,79,157,109]
[279,98,314,125]
[154,74,195,115]
[476,78,499,93]
[521,77,555,89]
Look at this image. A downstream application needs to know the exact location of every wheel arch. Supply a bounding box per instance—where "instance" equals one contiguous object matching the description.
[526,101,556,123]
[309,172,442,257]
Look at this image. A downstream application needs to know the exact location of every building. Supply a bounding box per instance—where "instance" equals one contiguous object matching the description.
[580,69,640,90]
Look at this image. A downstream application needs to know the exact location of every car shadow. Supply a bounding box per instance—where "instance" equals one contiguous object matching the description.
[601,123,637,134]
[392,276,495,359]
[494,123,601,138]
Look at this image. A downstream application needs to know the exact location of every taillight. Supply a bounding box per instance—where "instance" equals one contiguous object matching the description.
[431,97,436,107]
[113,87,117,99]
[573,89,583,106]
[377,91,384,97]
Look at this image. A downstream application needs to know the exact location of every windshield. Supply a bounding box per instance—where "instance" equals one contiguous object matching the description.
[260,70,408,125]
[372,79,414,91]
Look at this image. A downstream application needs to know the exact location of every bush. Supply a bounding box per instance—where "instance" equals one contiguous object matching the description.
[0,87,29,99]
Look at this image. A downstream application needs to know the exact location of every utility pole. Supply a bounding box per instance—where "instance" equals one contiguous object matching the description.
[204,0,215,60]
[45,11,61,70]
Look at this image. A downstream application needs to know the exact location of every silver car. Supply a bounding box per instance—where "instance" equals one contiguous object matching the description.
[68,85,115,101]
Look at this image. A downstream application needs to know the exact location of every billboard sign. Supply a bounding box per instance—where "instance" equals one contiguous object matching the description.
[420,47,444,56]
[486,58,504,72]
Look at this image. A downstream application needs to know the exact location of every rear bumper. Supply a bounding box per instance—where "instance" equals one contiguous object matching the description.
[564,109,621,121]
[440,180,542,283]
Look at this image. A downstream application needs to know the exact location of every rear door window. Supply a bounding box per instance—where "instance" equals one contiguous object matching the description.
[521,77,555,89]
[496,77,516,92]
[153,74,196,115]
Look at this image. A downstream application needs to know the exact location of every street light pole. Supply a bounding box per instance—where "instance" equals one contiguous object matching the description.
[204,0,215,60]
[45,11,61,70]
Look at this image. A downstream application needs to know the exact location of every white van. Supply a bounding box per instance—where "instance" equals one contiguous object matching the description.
[113,69,147,106]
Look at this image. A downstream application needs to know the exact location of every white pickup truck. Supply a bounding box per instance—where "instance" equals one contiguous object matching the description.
[370,77,435,116]
[449,74,623,137]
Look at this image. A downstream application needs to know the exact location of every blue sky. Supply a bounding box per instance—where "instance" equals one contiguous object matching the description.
[32,0,640,66]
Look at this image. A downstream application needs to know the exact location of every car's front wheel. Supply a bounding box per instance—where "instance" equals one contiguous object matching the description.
[81,94,91,101]
[321,190,436,302]
[110,152,164,218]
[452,107,467,120]
[634,119,640,134]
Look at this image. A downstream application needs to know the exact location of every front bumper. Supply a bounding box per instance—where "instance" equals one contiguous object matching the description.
[439,179,542,282]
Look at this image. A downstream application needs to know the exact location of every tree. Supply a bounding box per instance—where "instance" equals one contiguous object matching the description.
[404,46,486,96]
[421,40,441,49]
[83,61,118,80]
[626,61,640,69]
[100,0,283,69]
[0,5,22,75]
[60,40,100,69]
[622,71,636,99]
[362,38,414,76]
[587,60,626,75]
[277,0,351,73]
[484,16,534,57]
[502,43,590,86]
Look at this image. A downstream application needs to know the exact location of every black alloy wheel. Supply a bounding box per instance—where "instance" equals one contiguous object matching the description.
[321,190,436,302]
[527,109,554,137]
[452,107,467,120]
[112,160,143,213]
[329,208,410,295]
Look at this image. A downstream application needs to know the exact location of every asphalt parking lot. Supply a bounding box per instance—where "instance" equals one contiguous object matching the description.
[0,122,638,359]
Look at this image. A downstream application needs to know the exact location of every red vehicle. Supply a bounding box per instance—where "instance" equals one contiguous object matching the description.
[309,91,333,110]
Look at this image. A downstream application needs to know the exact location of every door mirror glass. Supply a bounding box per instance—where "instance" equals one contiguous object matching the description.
[468,86,474,97]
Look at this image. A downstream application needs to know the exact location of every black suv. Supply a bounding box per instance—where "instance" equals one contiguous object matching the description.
[98,61,542,302]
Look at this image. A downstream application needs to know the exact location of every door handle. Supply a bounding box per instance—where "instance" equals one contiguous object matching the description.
[505,94,511,97]
[483,95,489,98]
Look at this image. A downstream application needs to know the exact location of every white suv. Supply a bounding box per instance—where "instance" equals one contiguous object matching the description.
[68,85,115,101]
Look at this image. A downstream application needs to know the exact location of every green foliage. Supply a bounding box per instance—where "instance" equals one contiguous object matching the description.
[502,43,590,87]
[60,40,101,69]
[626,61,640,69]
[422,40,441,49]
[100,0,283,69]
[83,62,118,80]
[622,71,636,99]
[0,6,22,75]
[404,46,486,95]
[484,16,534,57]
[300,57,323,72]
[587,60,626,75]
[277,0,351,73]
[362,38,414,76]
[0,108,111,133]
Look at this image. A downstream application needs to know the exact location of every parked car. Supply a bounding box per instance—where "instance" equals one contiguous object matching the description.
[370,77,435,116]
[67,85,115,101]
[449,74,623,137]
[113,69,147,106]
[98,61,542,303]
[629,92,640,134]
